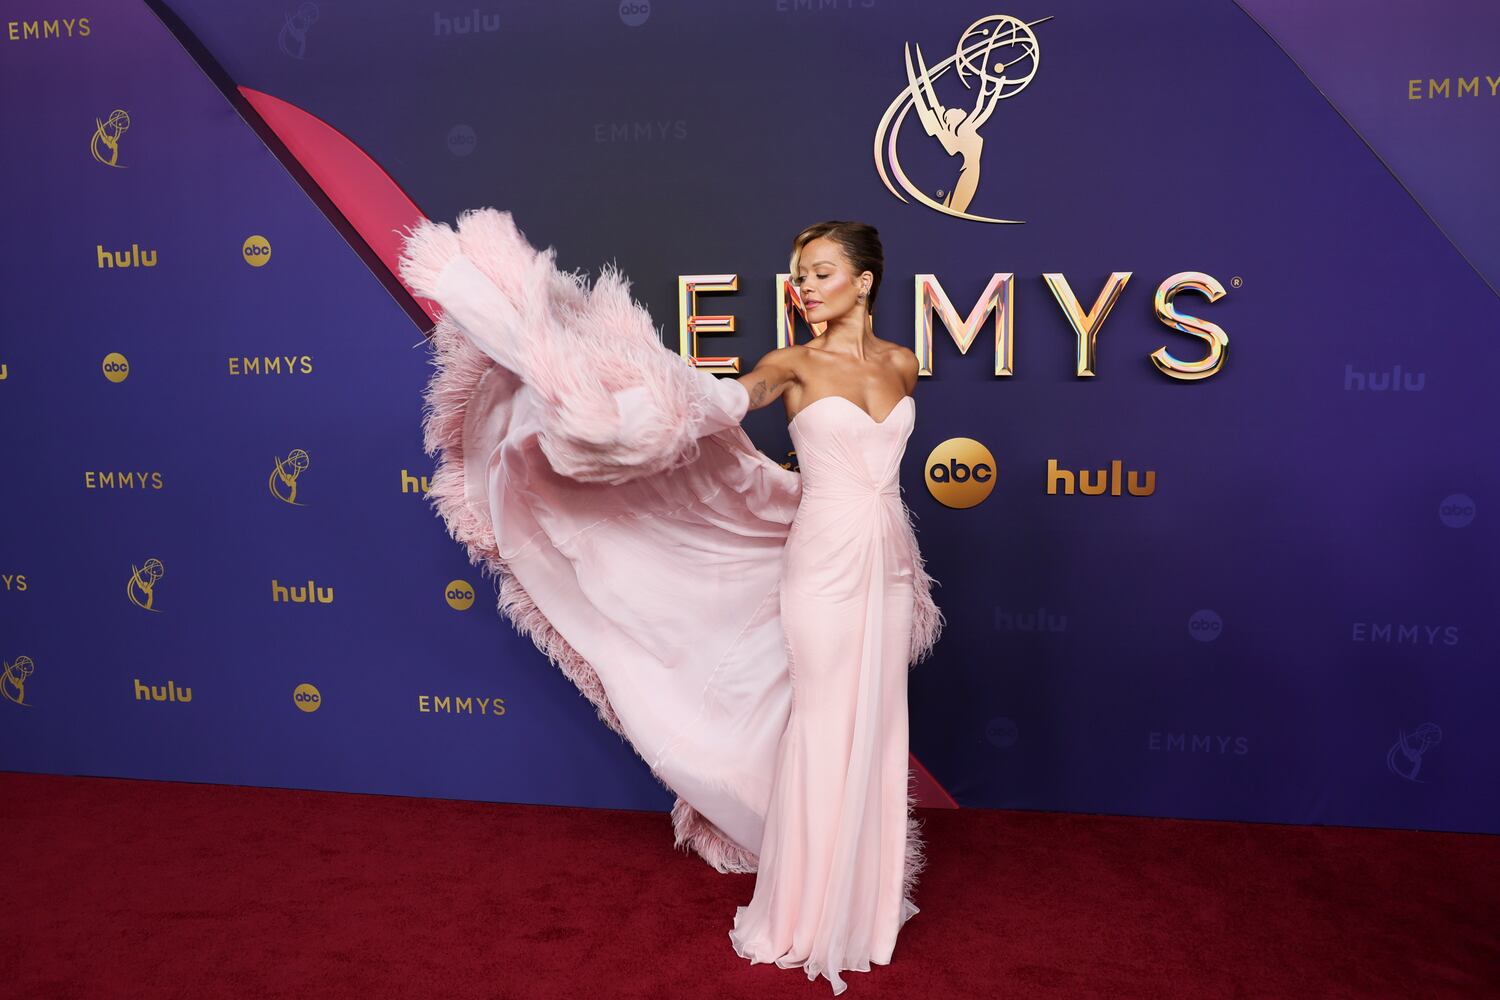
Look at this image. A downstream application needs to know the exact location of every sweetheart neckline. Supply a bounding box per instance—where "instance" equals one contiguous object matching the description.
[788,393,914,431]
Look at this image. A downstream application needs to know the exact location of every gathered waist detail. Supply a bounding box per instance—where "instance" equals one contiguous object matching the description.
[801,482,902,501]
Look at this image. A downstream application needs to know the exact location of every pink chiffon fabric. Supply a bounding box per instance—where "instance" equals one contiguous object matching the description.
[728,392,924,994]
[396,208,945,994]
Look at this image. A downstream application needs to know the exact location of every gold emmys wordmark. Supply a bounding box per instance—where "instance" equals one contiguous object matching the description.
[270,449,311,505]
[445,580,476,611]
[1,573,27,592]
[293,682,322,713]
[128,558,165,612]
[1409,75,1500,100]
[695,267,1227,381]
[242,235,272,267]
[228,355,313,376]
[2,656,36,707]
[875,13,1052,224]
[418,695,506,716]
[90,108,129,167]
[8,18,92,41]
[84,470,163,489]
[925,438,997,509]
[101,352,129,382]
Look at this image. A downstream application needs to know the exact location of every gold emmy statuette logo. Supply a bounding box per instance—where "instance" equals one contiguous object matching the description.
[445,580,476,611]
[875,13,1050,224]
[243,235,272,267]
[102,352,130,383]
[293,682,321,713]
[270,449,310,505]
[926,437,998,509]
[2,656,36,707]
[90,108,130,167]
[127,558,165,612]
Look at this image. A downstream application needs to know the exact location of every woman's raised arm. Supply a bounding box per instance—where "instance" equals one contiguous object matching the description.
[735,347,800,413]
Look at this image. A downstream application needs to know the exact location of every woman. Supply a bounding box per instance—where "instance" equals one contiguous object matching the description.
[398,211,943,995]
[727,221,931,994]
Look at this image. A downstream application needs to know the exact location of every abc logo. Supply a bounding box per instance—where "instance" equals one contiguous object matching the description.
[242,234,272,267]
[925,438,997,509]
[1188,609,1223,642]
[101,351,130,383]
[618,0,650,27]
[1438,493,1475,529]
[293,682,321,713]
[445,579,476,611]
[447,124,477,156]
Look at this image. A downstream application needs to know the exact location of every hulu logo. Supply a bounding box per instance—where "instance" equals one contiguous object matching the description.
[271,578,335,604]
[134,678,192,703]
[96,243,157,268]
[1046,459,1155,496]
[433,10,500,35]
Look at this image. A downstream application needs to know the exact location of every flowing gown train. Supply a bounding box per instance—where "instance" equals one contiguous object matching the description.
[396,208,945,996]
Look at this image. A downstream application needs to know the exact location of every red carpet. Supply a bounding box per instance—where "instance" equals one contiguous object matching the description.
[3,771,1496,999]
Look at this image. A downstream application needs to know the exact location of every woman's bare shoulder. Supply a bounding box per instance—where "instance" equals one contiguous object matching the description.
[752,343,808,377]
[882,341,920,392]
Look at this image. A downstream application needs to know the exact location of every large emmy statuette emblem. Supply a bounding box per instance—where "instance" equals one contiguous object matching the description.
[874,14,1050,224]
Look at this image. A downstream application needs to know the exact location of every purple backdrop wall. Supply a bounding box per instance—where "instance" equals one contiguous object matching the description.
[2,0,1496,834]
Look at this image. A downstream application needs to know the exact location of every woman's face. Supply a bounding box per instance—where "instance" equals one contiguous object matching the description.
[796,236,868,323]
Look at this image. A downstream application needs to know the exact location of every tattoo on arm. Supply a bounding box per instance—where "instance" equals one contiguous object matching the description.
[748,379,771,408]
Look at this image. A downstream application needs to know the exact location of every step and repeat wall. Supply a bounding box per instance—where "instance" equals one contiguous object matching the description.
[3,0,1497,833]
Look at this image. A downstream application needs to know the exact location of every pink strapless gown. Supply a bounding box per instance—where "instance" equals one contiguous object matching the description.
[396,208,943,996]
[729,392,921,995]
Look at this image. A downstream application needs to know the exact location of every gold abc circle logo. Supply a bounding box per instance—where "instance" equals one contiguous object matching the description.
[242,234,272,267]
[101,352,130,383]
[445,579,476,611]
[293,682,321,713]
[925,437,998,509]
